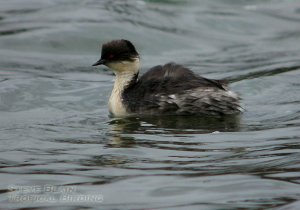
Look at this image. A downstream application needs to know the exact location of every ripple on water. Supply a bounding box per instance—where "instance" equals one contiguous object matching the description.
[1,0,300,209]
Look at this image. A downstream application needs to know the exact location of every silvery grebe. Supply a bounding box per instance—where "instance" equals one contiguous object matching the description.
[92,39,242,117]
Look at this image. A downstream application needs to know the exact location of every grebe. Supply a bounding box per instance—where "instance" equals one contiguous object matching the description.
[92,39,242,117]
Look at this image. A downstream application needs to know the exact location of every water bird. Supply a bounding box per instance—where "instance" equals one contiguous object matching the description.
[92,39,242,117]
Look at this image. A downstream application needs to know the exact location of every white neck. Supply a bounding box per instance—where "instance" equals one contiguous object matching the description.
[107,58,140,116]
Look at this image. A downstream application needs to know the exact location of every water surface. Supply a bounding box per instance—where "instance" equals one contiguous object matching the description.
[1,0,300,209]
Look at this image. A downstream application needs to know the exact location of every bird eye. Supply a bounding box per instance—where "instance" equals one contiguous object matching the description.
[107,54,114,59]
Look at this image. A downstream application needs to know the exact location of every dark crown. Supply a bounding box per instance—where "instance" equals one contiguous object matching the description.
[101,39,139,62]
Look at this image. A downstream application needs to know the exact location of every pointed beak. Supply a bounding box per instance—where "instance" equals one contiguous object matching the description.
[92,58,105,66]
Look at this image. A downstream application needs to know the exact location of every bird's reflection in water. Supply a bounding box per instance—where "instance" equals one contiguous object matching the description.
[106,115,241,147]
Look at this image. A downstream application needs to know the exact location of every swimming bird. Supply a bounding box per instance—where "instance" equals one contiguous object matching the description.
[92,39,242,117]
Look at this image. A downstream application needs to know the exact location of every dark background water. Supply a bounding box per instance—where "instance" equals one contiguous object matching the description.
[1,0,300,209]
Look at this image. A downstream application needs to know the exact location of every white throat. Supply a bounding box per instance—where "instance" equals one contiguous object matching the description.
[107,58,140,116]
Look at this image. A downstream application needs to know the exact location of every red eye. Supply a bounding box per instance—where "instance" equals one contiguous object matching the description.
[108,54,114,59]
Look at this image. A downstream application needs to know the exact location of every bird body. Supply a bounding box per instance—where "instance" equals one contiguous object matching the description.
[93,40,242,117]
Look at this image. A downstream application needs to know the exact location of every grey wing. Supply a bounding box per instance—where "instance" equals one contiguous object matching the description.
[154,87,242,115]
[123,63,240,115]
